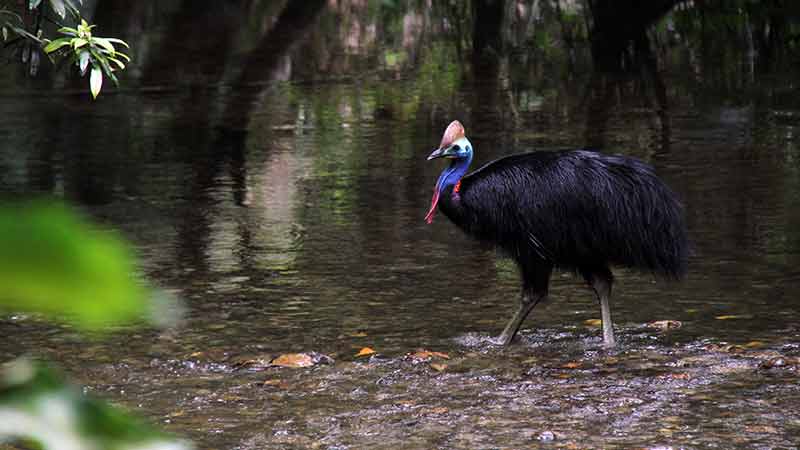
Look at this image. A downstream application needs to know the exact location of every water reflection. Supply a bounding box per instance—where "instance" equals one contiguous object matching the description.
[2,1,800,448]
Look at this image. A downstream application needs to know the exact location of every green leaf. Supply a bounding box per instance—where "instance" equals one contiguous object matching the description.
[107,56,125,70]
[104,37,130,48]
[29,0,42,10]
[0,201,146,328]
[92,37,116,55]
[107,69,119,87]
[0,359,194,450]
[112,51,130,62]
[57,26,78,36]
[48,0,66,18]
[2,26,7,42]
[42,37,71,53]
[63,0,80,17]
[79,49,90,74]
[89,48,112,74]
[72,37,88,48]
[90,65,102,98]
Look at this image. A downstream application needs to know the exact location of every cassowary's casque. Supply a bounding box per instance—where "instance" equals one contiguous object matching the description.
[426,120,688,347]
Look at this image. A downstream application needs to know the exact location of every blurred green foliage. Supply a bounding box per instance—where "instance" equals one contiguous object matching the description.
[0,200,188,447]
[0,200,147,329]
[0,359,191,450]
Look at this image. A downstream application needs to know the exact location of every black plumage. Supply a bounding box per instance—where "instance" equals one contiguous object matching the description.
[426,120,688,347]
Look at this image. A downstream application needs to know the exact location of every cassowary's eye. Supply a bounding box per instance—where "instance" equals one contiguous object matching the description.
[452,145,460,152]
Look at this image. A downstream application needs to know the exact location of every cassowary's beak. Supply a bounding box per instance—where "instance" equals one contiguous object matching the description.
[427,146,456,160]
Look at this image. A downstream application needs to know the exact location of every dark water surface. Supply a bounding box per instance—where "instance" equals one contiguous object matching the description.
[2,2,800,449]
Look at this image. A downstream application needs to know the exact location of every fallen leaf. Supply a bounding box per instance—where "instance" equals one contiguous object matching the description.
[270,353,314,368]
[261,379,290,389]
[425,407,448,415]
[561,361,582,369]
[745,425,779,434]
[715,315,752,320]
[666,372,691,380]
[350,331,368,337]
[409,349,450,361]
[584,319,602,327]
[355,347,376,357]
[647,320,682,330]
[232,358,272,370]
[744,341,764,348]
[430,363,447,372]
[705,344,746,353]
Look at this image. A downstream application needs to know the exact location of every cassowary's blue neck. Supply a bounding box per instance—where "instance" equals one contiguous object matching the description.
[435,155,472,193]
[426,153,472,224]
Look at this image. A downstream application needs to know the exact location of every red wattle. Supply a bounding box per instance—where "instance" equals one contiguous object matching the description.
[425,189,440,224]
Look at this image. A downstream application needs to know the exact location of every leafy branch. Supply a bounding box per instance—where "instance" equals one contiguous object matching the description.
[1,0,131,99]
[43,19,131,99]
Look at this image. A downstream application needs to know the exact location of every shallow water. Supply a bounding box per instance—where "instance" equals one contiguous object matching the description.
[2,2,800,449]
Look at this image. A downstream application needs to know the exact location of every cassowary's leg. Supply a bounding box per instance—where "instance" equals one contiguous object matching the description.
[582,267,616,348]
[496,264,552,346]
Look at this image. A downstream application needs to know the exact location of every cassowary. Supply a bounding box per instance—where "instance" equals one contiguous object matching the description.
[425,120,688,347]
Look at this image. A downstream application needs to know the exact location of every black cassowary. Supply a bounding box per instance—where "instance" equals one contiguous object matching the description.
[425,120,688,347]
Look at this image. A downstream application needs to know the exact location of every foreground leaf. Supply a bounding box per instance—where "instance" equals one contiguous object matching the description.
[0,201,148,329]
[0,358,192,450]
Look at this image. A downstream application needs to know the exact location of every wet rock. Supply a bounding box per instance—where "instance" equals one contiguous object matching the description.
[537,430,555,442]
[232,356,273,370]
[704,343,747,353]
[647,320,682,330]
[759,356,799,370]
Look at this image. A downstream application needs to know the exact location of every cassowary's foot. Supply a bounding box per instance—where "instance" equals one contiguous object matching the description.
[599,286,616,348]
[583,267,617,349]
[602,326,616,348]
[493,329,517,346]
[495,293,545,346]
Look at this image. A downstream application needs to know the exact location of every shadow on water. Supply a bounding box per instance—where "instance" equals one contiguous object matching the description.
[2,1,800,448]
